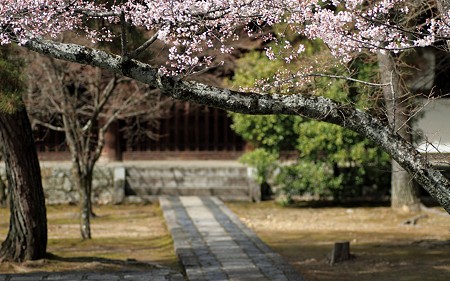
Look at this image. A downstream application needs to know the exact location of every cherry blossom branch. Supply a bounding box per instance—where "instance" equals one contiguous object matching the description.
[76,10,120,18]
[306,73,390,87]
[120,10,128,57]
[23,37,450,214]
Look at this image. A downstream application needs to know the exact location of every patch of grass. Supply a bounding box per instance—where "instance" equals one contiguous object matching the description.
[0,203,180,274]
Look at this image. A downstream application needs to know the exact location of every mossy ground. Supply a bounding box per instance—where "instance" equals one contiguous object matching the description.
[227,201,450,281]
[0,204,180,273]
[1,200,448,280]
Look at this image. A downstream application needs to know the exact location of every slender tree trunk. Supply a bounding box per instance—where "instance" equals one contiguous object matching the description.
[378,52,421,212]
[72,166,93,239]
[0,108,47,262]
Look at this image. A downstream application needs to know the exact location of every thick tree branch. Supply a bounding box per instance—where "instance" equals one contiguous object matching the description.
[24,38,450,214]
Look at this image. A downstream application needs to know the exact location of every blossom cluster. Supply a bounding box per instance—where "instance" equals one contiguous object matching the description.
[0,0,108,45]
[1,0,449,73]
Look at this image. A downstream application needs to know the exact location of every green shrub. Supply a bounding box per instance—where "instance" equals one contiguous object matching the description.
[275,161,343,204]
[229,48,391,203]
[239,148,279,185]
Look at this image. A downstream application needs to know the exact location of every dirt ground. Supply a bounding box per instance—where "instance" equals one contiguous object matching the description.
[0,202,449,280]
[0,204,180,274]
[228,201,450,281]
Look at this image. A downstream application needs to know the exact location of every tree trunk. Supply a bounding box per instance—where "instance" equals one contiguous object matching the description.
[378,52,421,212]
[330,241,351,265]
[72,166,93,239]
[0,108,47,262]
[0,175,6,207]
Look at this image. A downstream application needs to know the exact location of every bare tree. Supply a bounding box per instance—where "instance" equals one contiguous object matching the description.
[25,53,165,239]
[378,52,421,212]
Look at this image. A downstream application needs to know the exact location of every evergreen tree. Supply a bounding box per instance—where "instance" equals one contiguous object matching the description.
[0,46,47,262]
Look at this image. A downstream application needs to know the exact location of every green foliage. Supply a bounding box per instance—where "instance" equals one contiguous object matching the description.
[0,46,25,114]
[0,92,23,114]
[239,148,278,184]
[274,120,390,201]
[275,161,343,204]
[230,114,300,152]
[229,47,390,202]
[228,51,286,90]
[228,47,302,152]
[295,121,389,165]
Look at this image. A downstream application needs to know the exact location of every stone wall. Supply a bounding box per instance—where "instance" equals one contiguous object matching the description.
[0,162,122,205]
[0,161,259,205]
[39,163,117,205]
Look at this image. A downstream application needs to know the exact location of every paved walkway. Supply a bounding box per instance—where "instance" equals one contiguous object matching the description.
[160,196,304,281]
[0,196,304,281]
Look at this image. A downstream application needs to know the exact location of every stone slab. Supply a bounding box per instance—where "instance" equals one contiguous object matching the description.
[160,196,305,281]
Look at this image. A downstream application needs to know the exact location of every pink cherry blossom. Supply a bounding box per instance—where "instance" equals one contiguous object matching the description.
[0,0,448,73]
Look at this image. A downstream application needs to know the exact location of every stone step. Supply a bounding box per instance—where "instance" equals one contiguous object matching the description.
[125,194,253,204]
[126,166,250,178]
[127,176,251,189]
[124,163,260,201]
[130,186,251,196]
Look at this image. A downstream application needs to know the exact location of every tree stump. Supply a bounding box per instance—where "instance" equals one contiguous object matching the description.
[330,241,351,265]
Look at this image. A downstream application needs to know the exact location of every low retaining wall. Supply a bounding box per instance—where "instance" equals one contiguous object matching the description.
[0,161,259,205]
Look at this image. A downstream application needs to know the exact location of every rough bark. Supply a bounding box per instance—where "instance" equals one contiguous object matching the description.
[377,52,421,212]
[72,165,93,239]
[0,107,47,262]
[0,174,6,207]
[24,38,450,214]
[330,241,351,265]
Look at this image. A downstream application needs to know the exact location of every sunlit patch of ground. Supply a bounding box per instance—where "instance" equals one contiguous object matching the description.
[0,204,180,274]
[227,201,450,281]
[1,200,448,280]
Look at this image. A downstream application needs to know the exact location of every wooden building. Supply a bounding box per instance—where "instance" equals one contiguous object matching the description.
[34,101,246,161]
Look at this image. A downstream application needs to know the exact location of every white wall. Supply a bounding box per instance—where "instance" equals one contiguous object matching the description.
[415,98,450,153]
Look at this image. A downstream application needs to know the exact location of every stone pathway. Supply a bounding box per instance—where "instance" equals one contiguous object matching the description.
[0,196,304,281]
[0,270,184,281]
[160,196,304,281]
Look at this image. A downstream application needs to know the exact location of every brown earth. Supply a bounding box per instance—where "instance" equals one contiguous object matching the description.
[0,204,180,274]
[227,201,450,281]
[0,201,449,281]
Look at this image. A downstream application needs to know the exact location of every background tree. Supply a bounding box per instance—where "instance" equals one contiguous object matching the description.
[378,52,421,212]
[0,46,47,261]
[1,0,450,213]
[25,52,165,239]
[230,49,391,204]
